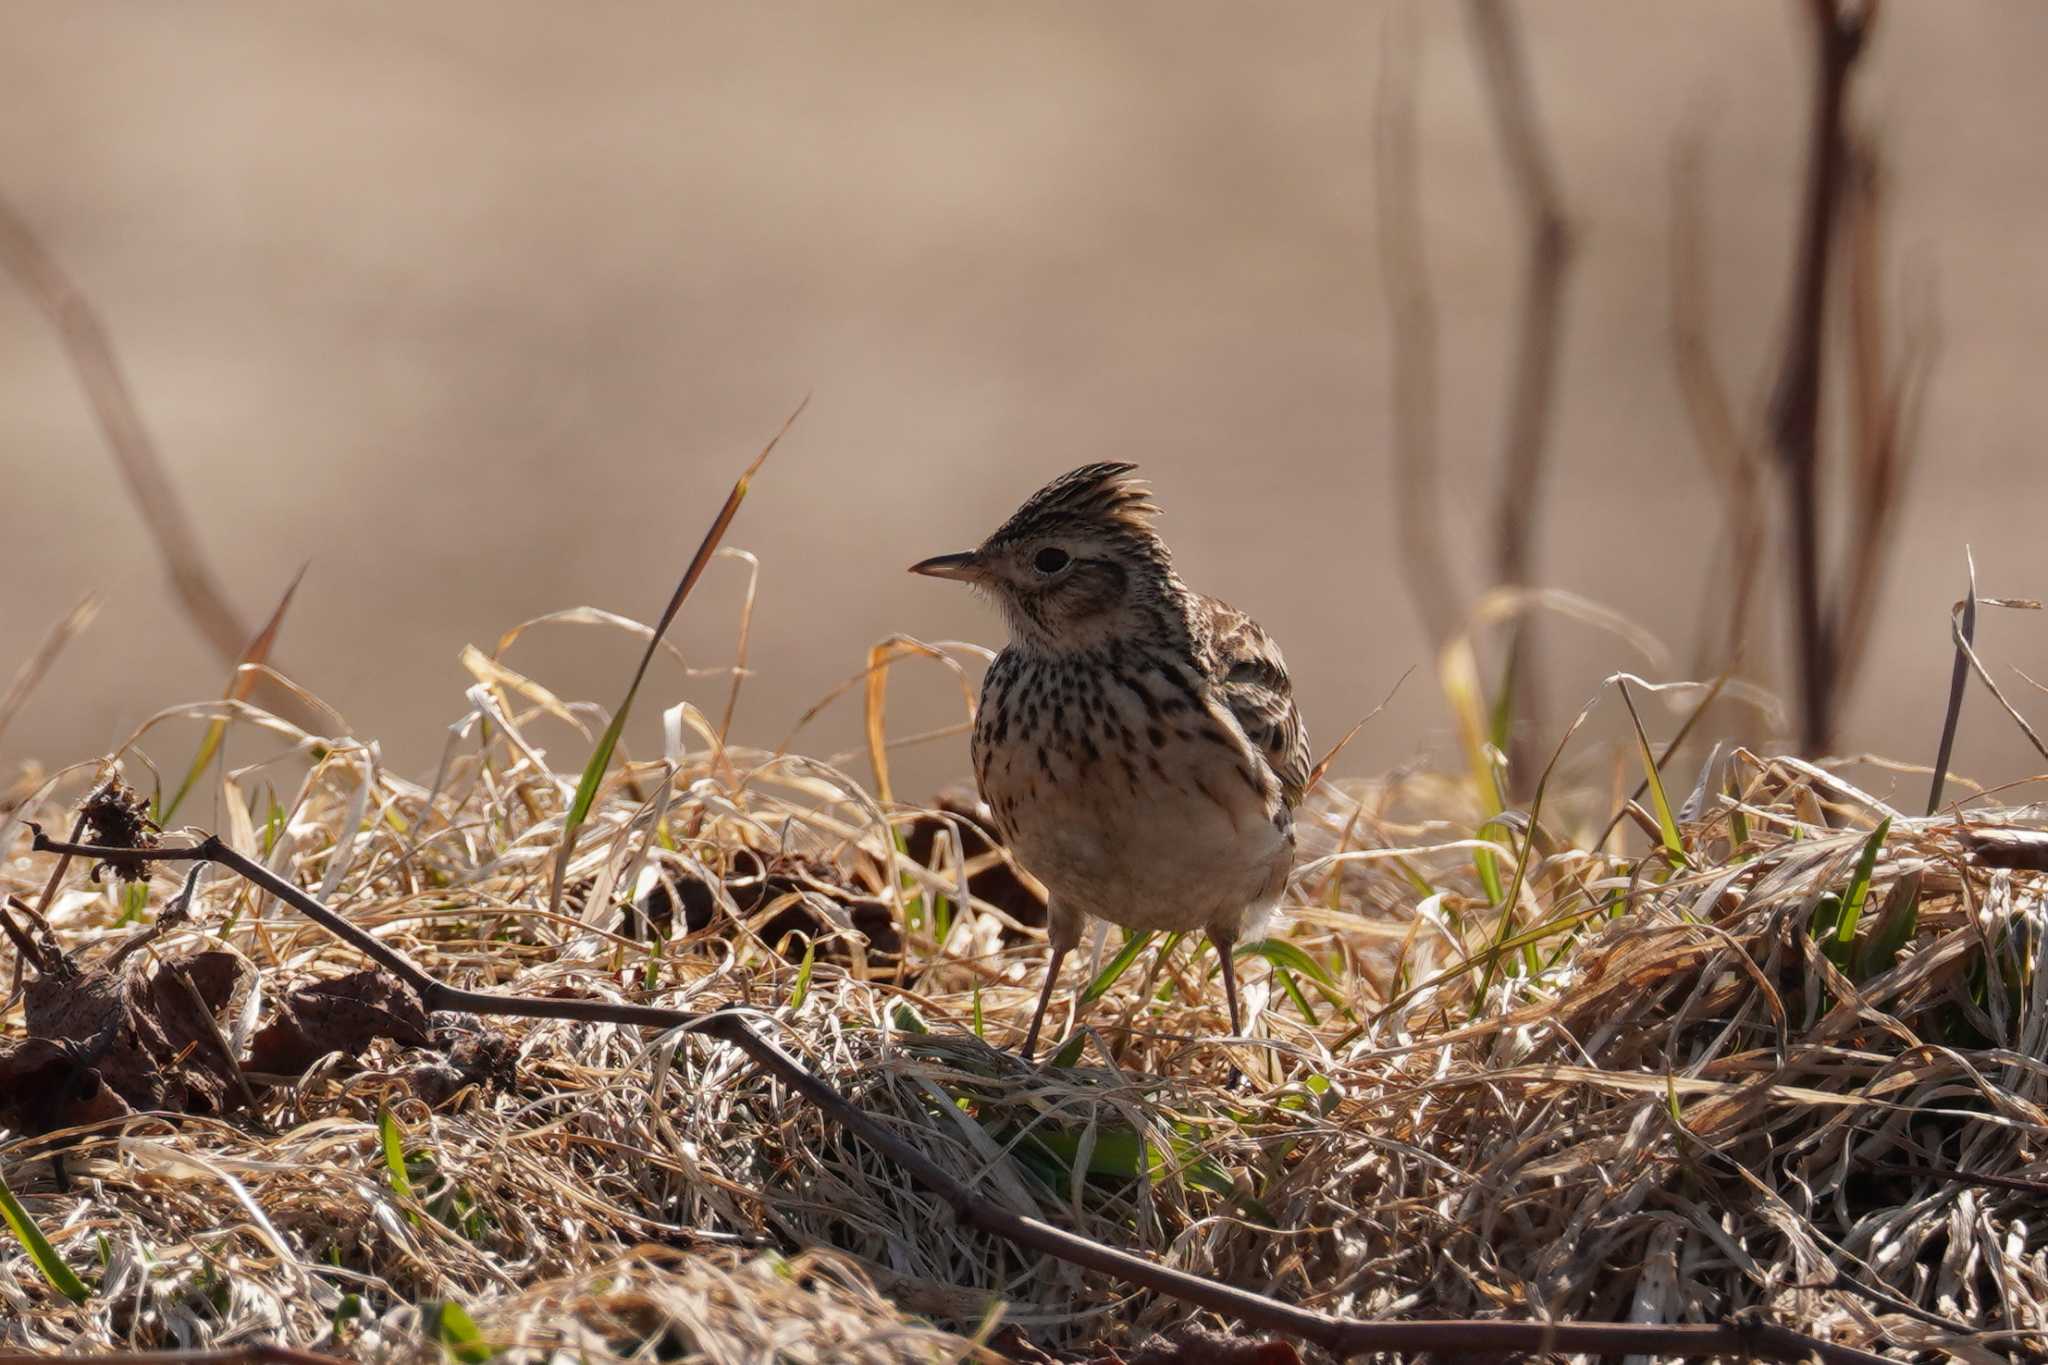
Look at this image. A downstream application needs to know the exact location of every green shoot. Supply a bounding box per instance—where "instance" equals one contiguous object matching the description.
[1618,677,1687,870]
[789,938,816,1010]
[377,1105,418,1226]
[549,402,804,917]
[1079,929,1156,1006]
[1834,817,1891,948]
[1239,938,1350,1019]
[164,565,305,824]
[1858,869,1922,980]
[427,1298,494,1363]
[0,1172,90,1304]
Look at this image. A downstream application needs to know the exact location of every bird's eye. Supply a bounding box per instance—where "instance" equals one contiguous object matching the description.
[1033,547,1071,575]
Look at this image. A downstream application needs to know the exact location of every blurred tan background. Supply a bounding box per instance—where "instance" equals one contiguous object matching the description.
[4,2,2046,808]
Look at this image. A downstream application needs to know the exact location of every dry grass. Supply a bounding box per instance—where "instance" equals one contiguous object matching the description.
[2,614,2044,1362]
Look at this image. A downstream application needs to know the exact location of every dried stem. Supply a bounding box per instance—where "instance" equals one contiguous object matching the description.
[1465,0,1575,790]
[1829,138,1933,689]
[0,194,250,667]
[0,593,99,753]
[1670,136,1767,678]
[1767,0,1877,753]
[1375,7,1462,647]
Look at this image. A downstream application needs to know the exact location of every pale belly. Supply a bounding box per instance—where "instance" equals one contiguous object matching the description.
[975,656,1293,934]
[1002,771,1292,933]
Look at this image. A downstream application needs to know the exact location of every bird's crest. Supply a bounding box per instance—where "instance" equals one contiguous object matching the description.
[988,462,1161,546]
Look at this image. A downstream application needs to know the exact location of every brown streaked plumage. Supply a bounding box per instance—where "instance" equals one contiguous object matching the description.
[910,462,1308,1062]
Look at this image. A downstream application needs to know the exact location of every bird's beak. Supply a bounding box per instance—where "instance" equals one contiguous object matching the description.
[908,551,985,583]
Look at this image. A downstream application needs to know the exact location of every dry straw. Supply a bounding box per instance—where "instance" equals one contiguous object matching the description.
[0,589,2040,1364]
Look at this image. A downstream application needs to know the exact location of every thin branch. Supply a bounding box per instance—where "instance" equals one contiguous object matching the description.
[1767,0,1878,754]
[1465,0,1575,789]
[26,827,1894,1364]
[0,592,99,752]
[1669,135,1767,679]
[1375,5,1462,647]
[1926,552,1977,815]
[1829,136,1934,691]
[0,193,250,667]
[1946,595,2048,767]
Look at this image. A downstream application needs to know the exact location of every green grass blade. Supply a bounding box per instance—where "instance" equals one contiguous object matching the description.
[1273,967,1319,1024]
[548,401,805,915]
[788,938,816,1009]
[1835,817,1892,948]
[0,1172,90,1304]
[1469,689,1603,1016]
[1858,868,1922,980]
[1239,938,1349,1017]
[1240,935,1336,990]
[1726,767,1749,848]
[1079,929,1157,1006]
[1440,636,1506,903]
[1810,893,1844,944]
[1024,1126,1159,1183]
[427,1298,494,1363]
[164,564,306,824]
[1489,639,1519,761]
[1047,1030,1088,1068]
[377,1105,418,1226]
[1618,677,1687,869]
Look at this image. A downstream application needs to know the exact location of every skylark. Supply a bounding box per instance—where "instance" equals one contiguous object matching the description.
[911,463,1309,1061]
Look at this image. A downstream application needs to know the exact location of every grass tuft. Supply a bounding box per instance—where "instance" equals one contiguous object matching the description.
[2,579,2043,1360]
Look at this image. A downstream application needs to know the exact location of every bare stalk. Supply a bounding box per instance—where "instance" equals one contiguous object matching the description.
[1375,7,1462,647]
[0,194,250,668]
[1465,0,1574,789]
[1670,137,1767,678]
[1767,0,1877,754]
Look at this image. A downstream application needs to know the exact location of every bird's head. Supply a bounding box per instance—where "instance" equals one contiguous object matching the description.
[910,462,1177,651]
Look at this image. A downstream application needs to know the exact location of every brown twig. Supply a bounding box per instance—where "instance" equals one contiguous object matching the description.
[1465,0,1574,791]
[1926,553,1978,815]
[0,194,250,668]
[1767,0,1878,754]
[27,827,1893,1364]
[1374,7,1462,648]
[1829,137,1933,693]
[0,593,100,753]
[1670,135,1767,678]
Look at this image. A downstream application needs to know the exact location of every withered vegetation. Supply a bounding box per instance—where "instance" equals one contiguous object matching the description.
[0,607,2043,1362]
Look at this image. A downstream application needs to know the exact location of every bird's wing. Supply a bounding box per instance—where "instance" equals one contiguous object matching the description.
[1198,595,1310,810]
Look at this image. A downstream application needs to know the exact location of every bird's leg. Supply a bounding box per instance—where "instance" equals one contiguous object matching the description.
[1020,901,1085,1064]
[1213,937,1243,1039]
[1208,926,1250,1090]
[1018,943,1069,1062]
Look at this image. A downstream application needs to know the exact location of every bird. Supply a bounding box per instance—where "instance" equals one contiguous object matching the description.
[910,462,1309,1062]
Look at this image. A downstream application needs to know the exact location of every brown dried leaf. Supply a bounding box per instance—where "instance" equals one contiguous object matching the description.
[0,1037,133,1135]
[14,949,245,1121]
[901,786,1047,931]
[1961,825,2048,872]
[245,969,431,1076]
